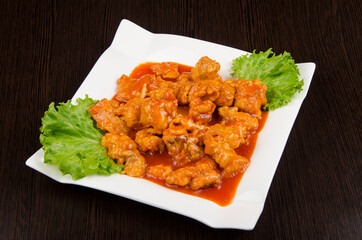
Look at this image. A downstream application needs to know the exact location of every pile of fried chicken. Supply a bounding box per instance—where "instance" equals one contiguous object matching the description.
[88,56,267,190]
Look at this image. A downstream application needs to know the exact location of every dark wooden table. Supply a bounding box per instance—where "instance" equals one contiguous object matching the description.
[1,0,360,239]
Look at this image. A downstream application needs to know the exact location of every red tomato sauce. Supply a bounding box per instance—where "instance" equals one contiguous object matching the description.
[128,62,268,206]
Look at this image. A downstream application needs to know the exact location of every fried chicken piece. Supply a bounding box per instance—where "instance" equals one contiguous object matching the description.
[139,88,178,134]
[148,76,176,92]
[173,72,194,105]
[204,124,249,177]
[162,126,188,163]
[185,133,206,161]
[218,106,258,135]
[205,140,249,178]
[189,97,216,124]
[114,74,153,102]
[148,87,178,104]
[120,97,143,129]
[187,79,221,124]
[150,62,180,79]
[114,73,176,102]
[101,133,146,177]
[88,98,128,135]
[205,124,242,149]
[169,114,207,133]
[135,128,165,153]
[123,152,147,177]
[215,80,236,106]
[162,116,207,166]
[189,79,221,101]
[101,133,138,164]
[174,116,208,161]
[233,79,267,118]
[191,56,222,81]
[140,98,177,134]
[147,164,172,179]
[175,73,222,106]
[165,157,220,190]
[120,89,178,131]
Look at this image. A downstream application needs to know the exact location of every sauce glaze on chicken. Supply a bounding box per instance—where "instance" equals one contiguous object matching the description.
[89,57,267,194]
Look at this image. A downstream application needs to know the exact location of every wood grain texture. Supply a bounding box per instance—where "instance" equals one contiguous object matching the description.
[0,0,361,239]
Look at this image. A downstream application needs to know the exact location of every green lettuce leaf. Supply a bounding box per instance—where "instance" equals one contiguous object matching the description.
[231,48,304,110]
[40,96,123,180]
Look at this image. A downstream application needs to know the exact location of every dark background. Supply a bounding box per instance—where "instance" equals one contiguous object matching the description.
[1,0,361,239]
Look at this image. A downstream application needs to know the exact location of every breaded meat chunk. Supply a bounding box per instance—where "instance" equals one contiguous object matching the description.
[120,97,143,129]
[88,98,128,135]
[114,74,153,102]
[234,79,267,118]
[215,80,236,106]
[135,128,165,153]
[189,79,221,101]
[147,164,172,179]
[150,62,180,79]
[189,97,216,124]
[101,133,146,177]
[165,157,220,190]
[162,125,188,163]
[162,115,207,166]
[219,106,258,134]
[191,56,222,81]
[148,87,178,104]
[173,72,194,105]
[148,76,176,92]
[140,89,178,134]
[204,124,249,177]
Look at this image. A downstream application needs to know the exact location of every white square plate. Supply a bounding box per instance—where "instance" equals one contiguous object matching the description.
[26,19,315,230]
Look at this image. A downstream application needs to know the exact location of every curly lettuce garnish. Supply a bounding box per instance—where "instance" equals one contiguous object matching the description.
[231,48,304,110]
[40,96,123,180]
